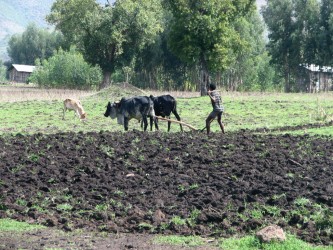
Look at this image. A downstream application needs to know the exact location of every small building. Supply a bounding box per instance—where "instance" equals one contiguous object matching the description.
[298,64,333,92]
[8,64,36,83]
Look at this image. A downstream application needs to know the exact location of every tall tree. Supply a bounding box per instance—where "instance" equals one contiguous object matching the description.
[166,0,255,95]
[47,0,164,88]
[7,23,64,65]
[220,8,273,91]
[293,0,320,65]
[262,0,296,92]
[318,0,333,66]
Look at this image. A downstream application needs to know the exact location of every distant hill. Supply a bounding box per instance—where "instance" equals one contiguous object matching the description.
[0,0,109,61]
[0,0,264,62]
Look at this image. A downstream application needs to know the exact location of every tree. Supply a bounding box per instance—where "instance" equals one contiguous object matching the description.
[7,23,64,65]
[166,0,255,95]
[30,47,102,90]
[0,60,6,82]
[47,0,164,88]
[262,0,297,92]
[220,9,274,91]
[133,13,191,90]
[293,0,320,65]
[318,0,333,66]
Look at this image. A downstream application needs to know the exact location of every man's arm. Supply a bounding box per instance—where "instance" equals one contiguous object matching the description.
[207,90,216,102]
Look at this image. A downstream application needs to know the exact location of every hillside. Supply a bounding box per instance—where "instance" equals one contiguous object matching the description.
[0,0,108,61]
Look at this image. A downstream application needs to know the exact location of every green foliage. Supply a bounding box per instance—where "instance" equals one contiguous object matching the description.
[0,60,6,82]
[220,10,279,91]
[56,203,73,211]
[318,0,333,66]
[7,23,64,65]
[261,0,333,92]
[219,234,331,250]
[154,235,205,247]
[47,0,164,86]
[0,219,45,232]
[30,47,102,89]
[170,216,186,226]
[262,0,296,92]
[167,0,254,71]
[167,0,255,93]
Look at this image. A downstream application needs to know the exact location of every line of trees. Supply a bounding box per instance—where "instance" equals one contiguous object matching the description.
[4,0,333,92]
[262,0,333,92]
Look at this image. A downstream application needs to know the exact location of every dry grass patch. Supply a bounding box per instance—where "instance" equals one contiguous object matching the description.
[0,84,96,103]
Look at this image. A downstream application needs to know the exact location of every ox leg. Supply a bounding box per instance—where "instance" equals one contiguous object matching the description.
[124,117,129,131]
[167,116,172,132]
[149,116,155,131]
[173,110,183,132]
[142,116,148,131]
[153,116,159,131]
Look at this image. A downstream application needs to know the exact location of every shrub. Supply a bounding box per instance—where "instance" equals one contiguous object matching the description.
[30,47,102,90]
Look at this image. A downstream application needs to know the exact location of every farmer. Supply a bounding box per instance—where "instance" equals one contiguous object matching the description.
[206,83,225,135]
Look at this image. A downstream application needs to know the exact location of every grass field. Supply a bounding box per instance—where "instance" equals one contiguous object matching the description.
[0,84,332,136]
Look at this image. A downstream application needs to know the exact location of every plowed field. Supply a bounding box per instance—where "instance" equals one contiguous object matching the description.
[0,130,332,248]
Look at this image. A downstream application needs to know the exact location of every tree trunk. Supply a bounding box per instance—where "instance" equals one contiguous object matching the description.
[100,71,111,89]
[284,56,291,92]
[200,59,210,96]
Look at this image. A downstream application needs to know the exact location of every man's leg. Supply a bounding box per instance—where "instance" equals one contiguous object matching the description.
[206,112,215,135]
[217,112,225,134]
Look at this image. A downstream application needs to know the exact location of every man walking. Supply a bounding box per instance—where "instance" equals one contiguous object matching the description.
[206,83,225,135]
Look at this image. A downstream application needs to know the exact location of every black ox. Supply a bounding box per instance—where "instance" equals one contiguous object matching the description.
[104,96,155,131]
[148,94,183,132]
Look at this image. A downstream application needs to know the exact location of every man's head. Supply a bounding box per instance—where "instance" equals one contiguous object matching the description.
[209,83,216,91]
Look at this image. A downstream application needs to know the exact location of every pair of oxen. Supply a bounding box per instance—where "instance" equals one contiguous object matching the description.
[104,95,183,132]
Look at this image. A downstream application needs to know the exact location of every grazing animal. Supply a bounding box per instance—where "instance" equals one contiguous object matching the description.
[63,98,86,121]
[149,94,183,132]
[104,96,155,131]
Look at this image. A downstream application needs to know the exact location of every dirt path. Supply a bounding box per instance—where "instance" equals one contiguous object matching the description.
[0,230,220,249]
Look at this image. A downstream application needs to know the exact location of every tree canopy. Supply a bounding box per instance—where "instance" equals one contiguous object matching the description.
[47,0,164,88]
[7,23,64,65]
[166,0,255,94]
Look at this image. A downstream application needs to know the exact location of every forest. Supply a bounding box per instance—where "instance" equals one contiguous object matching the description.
[1,0,333,93]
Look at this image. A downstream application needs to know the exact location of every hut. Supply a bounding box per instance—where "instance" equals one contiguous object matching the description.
[8,64,36,83]
[298,64,333,92]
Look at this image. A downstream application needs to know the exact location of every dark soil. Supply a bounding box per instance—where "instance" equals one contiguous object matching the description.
[0,130,332,249]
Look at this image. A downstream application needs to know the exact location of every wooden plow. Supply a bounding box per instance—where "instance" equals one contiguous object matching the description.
[155,116,198,131]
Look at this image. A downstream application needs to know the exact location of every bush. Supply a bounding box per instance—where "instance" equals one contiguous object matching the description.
[0,60,7,83]
[30,47,102,90]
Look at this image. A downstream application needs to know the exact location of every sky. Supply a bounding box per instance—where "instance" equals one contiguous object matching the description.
[256,0,266,8]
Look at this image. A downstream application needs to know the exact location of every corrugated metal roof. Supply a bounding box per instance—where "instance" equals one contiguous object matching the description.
[301,64,333,73]
[12,64,36,73]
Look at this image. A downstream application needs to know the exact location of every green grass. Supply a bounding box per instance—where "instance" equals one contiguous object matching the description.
[219,235,333,250]
[0,218,45,232]
[0,86,332,136]
[154,235,206,247]
[178,93,333,134]
[154,234,333,249]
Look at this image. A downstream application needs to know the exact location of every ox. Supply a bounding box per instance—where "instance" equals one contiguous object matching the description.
[104,96,155,131]
[63,98,86,121]
[149,94,183,132]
